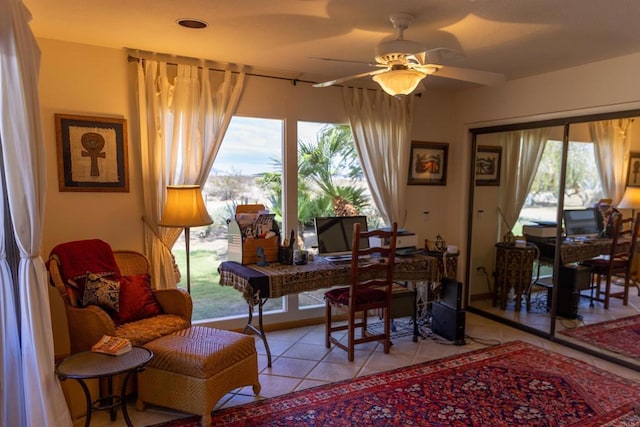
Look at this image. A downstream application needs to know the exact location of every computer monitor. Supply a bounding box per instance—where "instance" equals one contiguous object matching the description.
[314,216,369,257]
[563,208,600,238]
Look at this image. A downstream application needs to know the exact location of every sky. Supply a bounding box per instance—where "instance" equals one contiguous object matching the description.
[212,117,324,176]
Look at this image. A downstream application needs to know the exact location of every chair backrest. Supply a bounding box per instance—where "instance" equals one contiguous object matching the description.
[349,222,398,295]
[608,213,640,277]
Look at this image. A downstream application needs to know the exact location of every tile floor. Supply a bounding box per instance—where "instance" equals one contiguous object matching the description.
[88,311,640,426]
[474,281,640,366]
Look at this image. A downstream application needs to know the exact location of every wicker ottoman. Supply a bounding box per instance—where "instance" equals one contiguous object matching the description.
[137,326,261,426]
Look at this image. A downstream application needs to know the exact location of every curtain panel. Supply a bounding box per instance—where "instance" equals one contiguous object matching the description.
[0,0,72,425]
[343,88,413,227]
[135,58,245,289]
[498,128,551,236]
[589,119,633,205]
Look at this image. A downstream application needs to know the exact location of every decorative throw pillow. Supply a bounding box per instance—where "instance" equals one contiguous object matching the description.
[68,270,119,307]
[81,272,120,312]
[112,274,162,325]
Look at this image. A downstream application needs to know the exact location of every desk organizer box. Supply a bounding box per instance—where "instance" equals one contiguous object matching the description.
[227,204,279,264]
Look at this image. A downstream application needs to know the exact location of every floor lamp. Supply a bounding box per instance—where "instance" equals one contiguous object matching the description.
[617,186,640,219]
[617,186,640,288]
[159,185,213,294]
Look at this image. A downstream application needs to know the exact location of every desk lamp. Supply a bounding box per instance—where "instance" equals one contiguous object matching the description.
[159,185,213,293]
[617,186,640,218]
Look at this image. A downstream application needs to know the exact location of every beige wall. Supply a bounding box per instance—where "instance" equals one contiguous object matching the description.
[37,38,463,257]
[40,38,640,352]
[39,39,144,256]
[457,52,640,126]
[37,39,640,261]
[456,53,640,287]
[37,39,464,353]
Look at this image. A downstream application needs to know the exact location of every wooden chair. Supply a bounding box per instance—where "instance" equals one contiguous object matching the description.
[325,222,397,361]
[581,212,640,309]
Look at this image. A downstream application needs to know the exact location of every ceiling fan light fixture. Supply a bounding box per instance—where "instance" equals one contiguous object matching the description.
[372,69,425,96]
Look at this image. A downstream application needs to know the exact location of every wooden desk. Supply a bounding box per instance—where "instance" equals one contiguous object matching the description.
[425,250,459,279]
[526,237,627,314]
[529,236,614,264]
[219,255,439,366]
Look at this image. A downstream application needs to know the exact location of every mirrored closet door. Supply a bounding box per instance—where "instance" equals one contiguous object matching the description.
[465,110,640,370]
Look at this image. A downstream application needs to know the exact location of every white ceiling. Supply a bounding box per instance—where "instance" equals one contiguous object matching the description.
[22,0,640,91]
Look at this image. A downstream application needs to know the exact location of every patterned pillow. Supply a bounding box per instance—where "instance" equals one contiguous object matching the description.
[67,270,118,307]
[82,272,120,312]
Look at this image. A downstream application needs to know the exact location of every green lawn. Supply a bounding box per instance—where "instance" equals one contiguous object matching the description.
[172,249,282,321]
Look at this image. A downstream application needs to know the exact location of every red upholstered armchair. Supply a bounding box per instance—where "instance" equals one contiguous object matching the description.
[48,239,192,354]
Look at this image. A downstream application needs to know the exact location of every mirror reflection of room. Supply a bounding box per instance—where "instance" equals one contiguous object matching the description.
[467,115,640,368]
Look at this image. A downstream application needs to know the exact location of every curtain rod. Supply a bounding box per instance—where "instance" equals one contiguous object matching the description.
[127,53,319,87]
[125,49,391,93]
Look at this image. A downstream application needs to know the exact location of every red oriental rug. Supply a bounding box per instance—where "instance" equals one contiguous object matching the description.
[148,341,640,427]
[560,314,640,360]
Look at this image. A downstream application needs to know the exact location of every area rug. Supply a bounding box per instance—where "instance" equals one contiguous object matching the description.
[560,314,640,360]
[148,341,640,427]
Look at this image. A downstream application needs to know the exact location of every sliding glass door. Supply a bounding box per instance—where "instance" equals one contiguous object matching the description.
[466,109,640,370]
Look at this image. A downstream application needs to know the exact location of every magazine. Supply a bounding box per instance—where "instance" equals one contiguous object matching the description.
[91,335,132,356]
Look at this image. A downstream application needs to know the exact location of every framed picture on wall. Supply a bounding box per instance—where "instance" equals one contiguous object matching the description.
[407,141,449,186]
[475,145,502,186]
[55,114,129,192]
[627,151,640,187]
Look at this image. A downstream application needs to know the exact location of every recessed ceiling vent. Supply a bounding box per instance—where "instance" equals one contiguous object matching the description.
[177,19,208,29]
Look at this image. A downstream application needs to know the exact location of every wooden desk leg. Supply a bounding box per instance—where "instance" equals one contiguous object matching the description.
[243,297,273,367]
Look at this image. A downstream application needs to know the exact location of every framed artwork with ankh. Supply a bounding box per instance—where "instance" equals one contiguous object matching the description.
[627,152,640,188]
[55,114,129,192]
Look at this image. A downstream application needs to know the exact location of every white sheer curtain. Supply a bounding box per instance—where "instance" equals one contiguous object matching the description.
[589,119,633,205]
[135,59,245,288]
[342,88,413,226]
[498,128,551,235]
[1,1,72,425]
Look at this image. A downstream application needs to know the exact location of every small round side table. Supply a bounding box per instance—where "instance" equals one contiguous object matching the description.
[55,346,153,427]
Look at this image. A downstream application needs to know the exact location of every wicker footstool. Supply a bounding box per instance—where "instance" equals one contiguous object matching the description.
[137,326,261,426]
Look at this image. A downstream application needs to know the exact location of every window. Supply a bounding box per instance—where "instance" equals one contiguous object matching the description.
[517,139,603,234]
[173,116,284,321]
[173,118,383,323]
[296,121,382,309]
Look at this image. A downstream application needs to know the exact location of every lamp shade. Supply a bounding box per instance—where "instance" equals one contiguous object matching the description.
[159,185,213,228]
[372,69,426,96]
[617,187,640,210]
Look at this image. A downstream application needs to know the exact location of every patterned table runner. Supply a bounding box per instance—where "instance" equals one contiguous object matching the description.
[219,255,439,305]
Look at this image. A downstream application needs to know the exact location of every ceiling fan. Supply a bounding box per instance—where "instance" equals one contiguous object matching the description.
[312,13,505,96]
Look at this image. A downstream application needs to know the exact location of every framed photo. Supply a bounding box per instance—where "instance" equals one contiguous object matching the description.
[475,145,502,186]
[55,114,129,192]
[627,151,640,187]
[407,141,448,186]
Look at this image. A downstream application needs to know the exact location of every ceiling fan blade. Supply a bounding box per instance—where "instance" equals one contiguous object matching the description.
[309,56,378,67]
[313,68,389,88]
[424,64,505,86]
[423,48,466,63]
